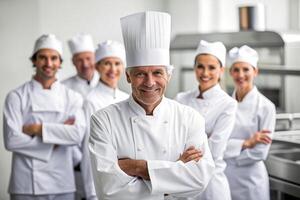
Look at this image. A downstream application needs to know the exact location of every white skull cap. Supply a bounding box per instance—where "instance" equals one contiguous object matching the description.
[228,45,258,68]
[195,40,226,67]
[120,11,173,73]
[95,40,126,65]
[32,34,63,57]
[68,33,94,55]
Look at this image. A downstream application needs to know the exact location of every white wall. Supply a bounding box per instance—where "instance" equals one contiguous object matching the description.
[0,1,166,199]
[0,1,40,199]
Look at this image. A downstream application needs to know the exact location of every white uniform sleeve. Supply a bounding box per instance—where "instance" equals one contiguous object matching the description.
[89,112,151,199]
[3,92,53,161]
[147,111,215,197]
[42,96,86,145]
[208,102,236,165]
[81,100,97,198]
[225,104,276,166]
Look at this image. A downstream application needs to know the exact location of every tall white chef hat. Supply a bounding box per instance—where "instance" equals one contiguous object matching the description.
[95,40,126,65]
[32,34,63,57]
[121,11,173,73]
[195,40,226,67]
[228,45,258,68]
[68,33,95,55]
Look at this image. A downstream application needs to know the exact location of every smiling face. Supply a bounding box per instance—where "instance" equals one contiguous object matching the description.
[32,49,61,81]
[72,51,95,81]
[96,57,124,88]
[230,61,258,91]
[126,66,170,113]
[194,54,224,92]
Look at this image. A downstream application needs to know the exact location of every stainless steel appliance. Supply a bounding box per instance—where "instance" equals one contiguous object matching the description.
[169,30,300,113]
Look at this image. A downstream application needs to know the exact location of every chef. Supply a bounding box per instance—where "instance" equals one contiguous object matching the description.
[84,40,129,118]
[175,40,237,200]
[62,33,98,200]
[3,34,86,200]
[81,40,129,200]
[88,11,215,200]
[63,33,99,97]
[224,45,276,200]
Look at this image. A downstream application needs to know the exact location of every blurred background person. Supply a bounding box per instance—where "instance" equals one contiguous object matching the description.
[175,40,236,200]
[63,33,98,96]
[84,40,128,118]
[224,45,276,200]
[3,34,85,200]
[63,33,98,200]
[81,40,129,200]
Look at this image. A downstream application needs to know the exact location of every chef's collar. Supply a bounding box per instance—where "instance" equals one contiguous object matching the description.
[75,73,99,87]
[128,94,167,116]
[232,86,257,103]
[31,78,60,91]
[196,84,221,99]
[98,80,118,98]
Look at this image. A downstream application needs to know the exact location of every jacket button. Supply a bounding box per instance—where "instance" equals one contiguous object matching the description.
[137,147,142,151]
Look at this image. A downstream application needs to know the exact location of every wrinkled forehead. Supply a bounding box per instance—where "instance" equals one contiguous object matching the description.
[128,65,167,72]
[73,51,95,58]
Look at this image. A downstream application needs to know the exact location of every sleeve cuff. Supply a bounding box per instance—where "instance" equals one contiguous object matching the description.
[225,139,244,158]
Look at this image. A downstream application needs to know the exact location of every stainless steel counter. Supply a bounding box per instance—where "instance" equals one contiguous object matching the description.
[273,130,300,144]
[266,133,300,199]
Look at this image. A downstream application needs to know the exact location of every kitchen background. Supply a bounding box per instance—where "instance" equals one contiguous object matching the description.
[0,0,300,199]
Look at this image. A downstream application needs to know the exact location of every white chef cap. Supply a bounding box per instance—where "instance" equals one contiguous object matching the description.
[68,33,95,55]
[121,11,173,74]
[195,40,226,67]
[32,34,63,57]
[228,45,258,68]
[95,40,126,65]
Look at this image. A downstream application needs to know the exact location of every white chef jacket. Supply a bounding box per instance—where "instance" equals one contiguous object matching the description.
[3,79,86,195]
[175,84,237,200]
[62,72,100,200]
[62,72,99,97]
[224,86,276,200]
[84,81,129,118]
[81,81,129,199]
[89,96,215,200]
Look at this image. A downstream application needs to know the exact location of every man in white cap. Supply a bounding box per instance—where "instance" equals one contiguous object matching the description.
[3,34,86,200]
[89,11,215,200]
[80,40,129,200]
[63,33,99,97]
[62,33,99,200]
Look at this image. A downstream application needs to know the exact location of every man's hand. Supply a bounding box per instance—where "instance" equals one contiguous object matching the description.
[243,130,272,149]
[22,124,42,137]
[118,159,150,180]
[178,146,203,163]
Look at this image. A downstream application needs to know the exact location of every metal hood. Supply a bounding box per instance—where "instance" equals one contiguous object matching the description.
[170,30,284,51]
